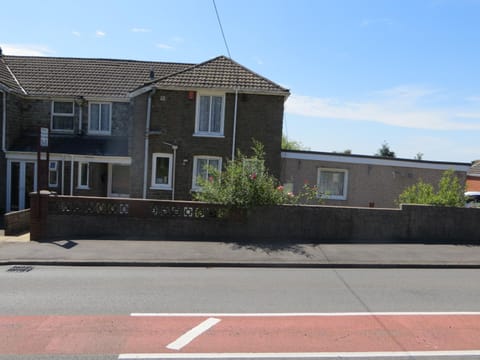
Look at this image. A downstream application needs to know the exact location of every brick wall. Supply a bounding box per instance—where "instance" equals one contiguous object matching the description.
[31,193,480,244]
[0,91,4,212]
[281,155,468,208]
[6,93,23,149]
[130,90,285,201]
[4,208,30,235]
[467,176,480,192]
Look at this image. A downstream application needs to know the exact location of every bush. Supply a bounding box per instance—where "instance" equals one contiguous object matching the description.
[193,141,320,208]
[397,170,465,207]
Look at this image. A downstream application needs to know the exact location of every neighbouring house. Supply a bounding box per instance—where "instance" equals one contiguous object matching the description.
[466,161,480,192]
[281,150,471,208]
[0,50,289,212]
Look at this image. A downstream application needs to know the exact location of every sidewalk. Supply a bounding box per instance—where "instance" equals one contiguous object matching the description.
[1,231,480,268]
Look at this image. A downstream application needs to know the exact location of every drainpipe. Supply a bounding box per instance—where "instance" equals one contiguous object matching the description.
[231,89,238,161]
[142,88,156,199]
[61,158,64,195]
[78,104,82,133]
[70,155,74,196]
[1,90,7,212]
[1,89,6,153]
[171,145,178,201]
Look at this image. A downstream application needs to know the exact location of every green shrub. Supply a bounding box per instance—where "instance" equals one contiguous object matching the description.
[398,170,465,207]
[193,140,320,208]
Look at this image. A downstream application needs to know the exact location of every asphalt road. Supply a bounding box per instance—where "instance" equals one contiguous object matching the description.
[1,266,480,360]
[1,266,480,314]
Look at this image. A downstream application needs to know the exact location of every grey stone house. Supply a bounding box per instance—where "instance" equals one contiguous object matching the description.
[0,52,289,212]
[281,150,471,208]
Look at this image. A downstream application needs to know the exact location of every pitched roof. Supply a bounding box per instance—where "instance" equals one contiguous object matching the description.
[0,54,289,98]
[468,161,480,177]
[1,55,192,98]
[153,56,289,95]
[0,57,23,93]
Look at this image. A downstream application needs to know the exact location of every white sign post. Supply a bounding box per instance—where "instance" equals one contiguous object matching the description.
[40,127,49,147]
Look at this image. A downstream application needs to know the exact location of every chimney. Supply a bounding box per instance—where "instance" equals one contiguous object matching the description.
[149,67,155,81]
[0,47,3,57]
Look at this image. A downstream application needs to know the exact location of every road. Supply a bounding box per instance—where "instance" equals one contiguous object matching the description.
[1,266,480,360]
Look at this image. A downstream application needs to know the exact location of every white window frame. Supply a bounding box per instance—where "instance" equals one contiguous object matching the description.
[194,92,225,137]
[88,102,112,135]
[317,168,348,200]
[243,158,265,176]
[78,162,90,189]
[48,161,58,187]
[192,156,222,191]
[51,100,75,132]
[151,153,173,190]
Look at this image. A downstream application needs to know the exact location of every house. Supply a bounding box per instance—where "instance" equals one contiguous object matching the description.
[0,50,290,212]
[466,161,480,192]
[281,150,471,208]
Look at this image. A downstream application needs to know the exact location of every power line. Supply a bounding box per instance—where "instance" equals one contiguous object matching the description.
[212,0,232,59]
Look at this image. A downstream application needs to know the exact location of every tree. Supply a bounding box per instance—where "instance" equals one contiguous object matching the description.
[375,142,396,158]
[333,149,352,154]
[282,135,309,151]
[414,152,424,160]
[193,140,320,208]
[397,170,465,207]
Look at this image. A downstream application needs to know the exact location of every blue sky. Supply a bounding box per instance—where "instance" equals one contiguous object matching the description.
[1,0,479,162]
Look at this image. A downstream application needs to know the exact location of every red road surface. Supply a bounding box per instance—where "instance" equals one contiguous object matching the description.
[1,313,480,356]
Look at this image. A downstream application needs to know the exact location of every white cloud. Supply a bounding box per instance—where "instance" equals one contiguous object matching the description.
[132,28,151,33]
[72,31,81,37]
[156,43,173,50]
[361,18,393,27]
[466,95,480,102]
[253,56,264,65]
[1,44,54,56]
[285,86,480,131]
[171,36,184,43]
[96,30,106,37]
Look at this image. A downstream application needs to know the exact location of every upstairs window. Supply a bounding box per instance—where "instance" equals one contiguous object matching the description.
[195,93,225,136]
[89,103,112,134]
[51,101,74,132]
[317,168,348,200]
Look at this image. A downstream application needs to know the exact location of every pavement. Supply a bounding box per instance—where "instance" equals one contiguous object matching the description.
[1,229,480,268]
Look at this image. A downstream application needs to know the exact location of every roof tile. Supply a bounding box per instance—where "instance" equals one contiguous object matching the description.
[2,56,192,98]
[154,56,289,94]
[0,55,289,98]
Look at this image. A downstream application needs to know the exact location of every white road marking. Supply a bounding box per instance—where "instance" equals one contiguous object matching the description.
[119,350,480,359]
[130,311,480,317]
[165,317,221,351]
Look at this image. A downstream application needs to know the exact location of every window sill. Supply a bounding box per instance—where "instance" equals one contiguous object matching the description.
[193,133,225,139]
[51,129,75,134]
[77,186,90,190]
[88,131,112,136]
[150,186,172,191]
[321,196,347,201]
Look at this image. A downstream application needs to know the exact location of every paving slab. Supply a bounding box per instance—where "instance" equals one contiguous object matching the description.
[1,233,480,268]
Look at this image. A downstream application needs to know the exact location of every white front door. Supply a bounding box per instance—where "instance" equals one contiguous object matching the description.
[6,160,37,211]
[107,164,130,197]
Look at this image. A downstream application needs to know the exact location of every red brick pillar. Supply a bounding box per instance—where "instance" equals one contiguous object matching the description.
[30,190,50,242]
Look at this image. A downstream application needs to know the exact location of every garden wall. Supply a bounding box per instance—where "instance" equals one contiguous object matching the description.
[30,192,480,244]
[4,209,30,235]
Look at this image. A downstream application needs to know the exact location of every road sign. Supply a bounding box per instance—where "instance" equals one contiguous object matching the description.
[40,127,49,147]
